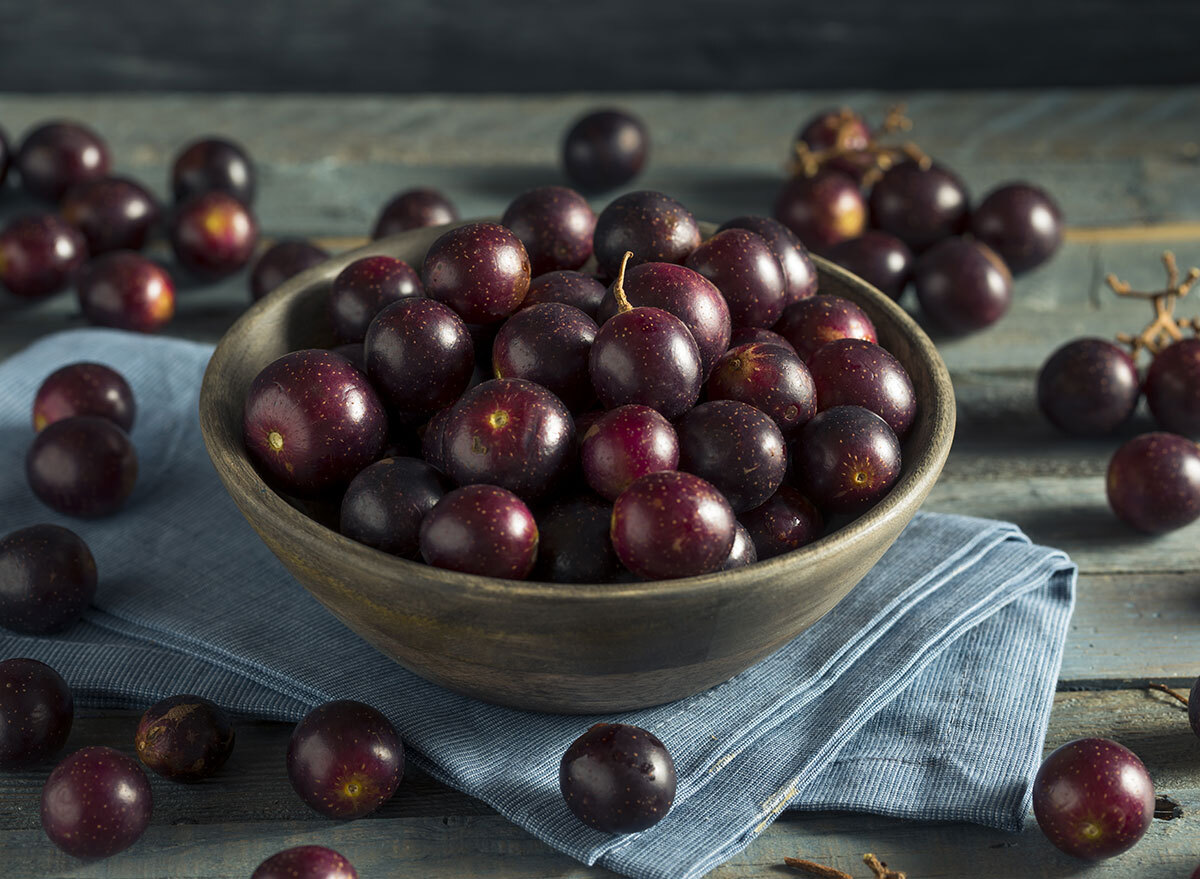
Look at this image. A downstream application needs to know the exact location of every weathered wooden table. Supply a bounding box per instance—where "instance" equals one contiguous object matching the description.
[1,91,1198,878]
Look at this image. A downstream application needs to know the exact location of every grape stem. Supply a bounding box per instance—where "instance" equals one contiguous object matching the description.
[782,857,852,879]
[863,853,906,879]
[1148,682,1190,706]
[1108,251,1200,358]
[612,251,635,314]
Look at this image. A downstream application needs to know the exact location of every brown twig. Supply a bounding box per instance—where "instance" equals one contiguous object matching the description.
[863,853,906,879]
[612,251,634,313]
[1149,682,1190,706]
[787,106,919,181]
[783,856,853,879]
[1108,251,1200,357]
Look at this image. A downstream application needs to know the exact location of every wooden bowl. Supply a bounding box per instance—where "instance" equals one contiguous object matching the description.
[199,222,956,713]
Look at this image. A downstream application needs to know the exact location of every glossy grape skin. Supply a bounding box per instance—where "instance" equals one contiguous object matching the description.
[739,486,824,560]
[825,231,913,301]
[793,406,901,515]
[420,484,539,578]
[522,270,608,320]
[287,700,403,819]
[1037,338,1140,437]
[774,295,879,363]
[169,191,258,280]
[560,722,676,833]
[135,694,235,782]
[706,342,816,438]
[420,407,452,472]
[61,177,160,255]
[797,108,870,151]
[493,303,598,412]
[580,404,679,501]
[532,495,621,583]
[1145,338,1200,437]
[611,471,735,580]
[27,416,138,518]
[0,214,88,299]
[0,525,96,635]
[561,109,648,192]
[0,658,73,767]
[914,238,1013,334]
[372,188,458,238]
[718,215,818,306]
[1106,432,1200,533]
[685,228,787,329]
[171,137,255,205]
[330,255,423,343]
[969,183,1063,274]
[677,400,786,513]
[590,306,703,419]
[16,121,110,202]
[252,846,359,879]
[1032,738,1154,860]
[773,169,866,254]
[721,522,758,570]
[33,362,135,433]
[364,298,474,415]
[250,239,329,301]
[808,339,917,438]
[728,327,796,354]
[592,191,700,279]
[501,186,596,275]
[868,160,969,252]
[422,221,531,324]
[41,746,152,859]
[77,251,176,333]
[340,457,449,559]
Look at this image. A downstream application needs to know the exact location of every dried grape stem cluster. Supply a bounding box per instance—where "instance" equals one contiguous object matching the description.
[782,853,906,879]
[1107,251,1200,358]
[789,105,929,184]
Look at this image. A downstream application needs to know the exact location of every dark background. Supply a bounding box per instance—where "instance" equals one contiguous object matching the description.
[1,0,1198,92]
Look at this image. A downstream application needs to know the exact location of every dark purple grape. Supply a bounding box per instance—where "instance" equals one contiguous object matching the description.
[970,182,1063,274]
[1032,738,1154,860]
[493,303,598,412]
[41,746,152,859]
[171,136,255,205]
[0,658,73,767]
[1037,338,1140,436]
[1145,338,1200,437]
[560,722,676,833]
[580,404,678,501]
[372,188,458,238]
[773,169,866,253]
[419,484,539,578]
[590,304,702,419]
[33,362,135,433]
[868,160,969,252]
[913,238,1012,334]
[135,694,235,782]
[825,231,913,301]
[501,185,596,275]
[718,215,818,306]
[252,846,358,879]
[728,326,796,354]
[77,251,176,333]
[685,228,787,329]
[592,191,700,279]
[16,121,110,202]
[340,457,449,558]
[532,495,621,583]
[561,109,648,192]
[442,379,574,500]
[706,342,816,438]
[250,239,329,301]
[774,294,878,363]
[721,522,758,570]
[793,406,901,514]
[677,400,786,512]
[0,214,88,299]
[522,270,608,319]
[740,486,824,560]
[420,407,452,472]
[422,221,531,324]
[287,700,403,819]
[611,471,735,579]
[797,108,870,152]
[364,298,474,415]
[0,525,96,635]
[1106,432,1200,533]
[330,255,423,344]
[61,177,160,255]
[27,416,138,517]
[808,339,917,438]
[242,350,387,497]
[169,191,258,280]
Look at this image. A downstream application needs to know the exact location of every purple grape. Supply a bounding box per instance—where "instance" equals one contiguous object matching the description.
[330,255,423,343]
[16,121,110,202]
[721,522,758,570]
[561,109,648,192]
[1107,432,1200,533]
[970,182,1063,274]
[1145,338,1200,437]
[493,302,598,412]
[77,251,176,333]
[0,658,73,767]
[1038,338,1140,436]
[792,406,901,514]
[532,495,621,583]
[686,228,787,329]
[422,221,531,324]
[825,231,913,301]
[0,214,88,299]
[522,270,608,319]
[364,298,474,415]
[580,404,679,501]
[252,846,358,879]
[740,486,824,560]
[774,294,878,363]
[590,305,702,419]
[250,239,329,301]
[677,400,787,512]
[61,177,160,255]
[0,525,96,635]
[420,484,539,578]
[560,723,676,833]
[41,746,152,859]
[135,694,234,782]
[340,457,449,558]
[501,185,596,275]
[33,362,135,433]
[868,160,969,252]
[171,136,255,205]
[27,416,138,517]
[718,215,818,305]
[797,108,870,153]
[728,326,796,353]
[169,191,258,280]
[592,191,700,278]
[913,238,1012,334]
[773,169,866,253]
[808,338,917,438]
[706,342,816,438]
[372,188,458,238]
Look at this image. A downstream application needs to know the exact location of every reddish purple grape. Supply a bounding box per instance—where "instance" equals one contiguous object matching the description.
[522,270,608,319]
[1106,432,1200,533]
[729,327,796,353]
[793,406,901,514]
[706,342,816,438]
[868,160,969,252]
[532,495,621,583]
[592,191,700,279]
[685,228,787,329]
[16,121,110,202]
[364,298,474,415]
[590,304,702,419]
[27,416,138,518]
[169,191,258,280]
[1037,338,1140,436]
[420,484,538,578]
[501,185,596,275]
[33,362,135,433]
[442,378,574,500]
[61,177,160,255]
[611,471,735,579]
[970,183,1063,274]
[372,188,458,238]
[421,407,452,472]
[740,486,824,560]
[0,525,96,635]
[1032,738,1154,860]
[250,239,329,301]
[797,108,870,153]
[41,746,152,859]
[330,255,423,344]
[287,700,403,819]
[825,231,913,301]
[1145,338,1200,437]
[722,522,758,570]
[171,136,255,205]
[718,215,818,306]
[135,694,235,782]
[913,238,1012,334]
[773,169,866,253]
[252,846,358,879]
[0,658,73,768]
[677,400,786,512]
[340,456,449,558]
[77,251,176,333]
[774,294,878,363]
[561,109,648,192]
[493,303,598,412]
[560,722,676,833]
[580,404,679,501]
[422,221,531,324]
[0,214,88,299]
[242,350,387,497]
[808,338,917,438]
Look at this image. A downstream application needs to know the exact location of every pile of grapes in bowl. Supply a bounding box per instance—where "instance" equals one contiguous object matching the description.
[199,189,955,714]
